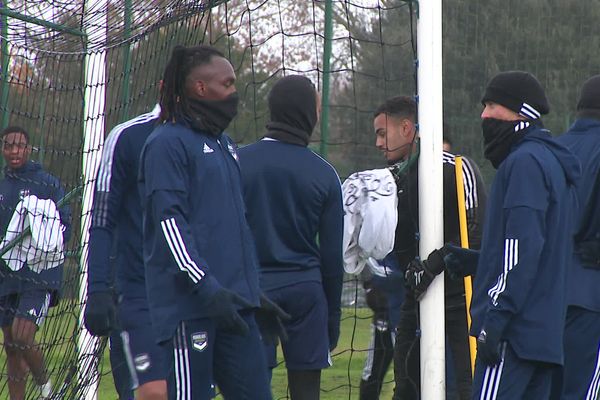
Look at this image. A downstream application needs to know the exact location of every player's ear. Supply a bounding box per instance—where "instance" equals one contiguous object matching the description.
[401,118,414,138]
[186,73,206,99]
[197,80,207,97]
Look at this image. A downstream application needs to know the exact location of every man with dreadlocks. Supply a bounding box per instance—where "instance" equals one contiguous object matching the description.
[138,44,287,399]
[372,96,487,400]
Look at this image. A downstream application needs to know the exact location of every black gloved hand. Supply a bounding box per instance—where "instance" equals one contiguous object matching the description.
[365,285,389,313]
[255,293,291,345]
[442,243,480,279]
[576,240,600,269]
[476,328,502,366]
[206,288,253,336]
[404,248,447,300]
[328,314,341,351]
[84,291,117,337]
[404,259,432,299]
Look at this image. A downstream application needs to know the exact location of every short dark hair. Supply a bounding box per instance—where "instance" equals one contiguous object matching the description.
[1,126,29,143]
[373,96,417,122]
[159,44,225,122]
[443,123,452,146]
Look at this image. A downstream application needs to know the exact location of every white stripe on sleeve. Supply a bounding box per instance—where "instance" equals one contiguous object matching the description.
[160,217,205,283]
[488,239,519,306]
[97,105,161,192]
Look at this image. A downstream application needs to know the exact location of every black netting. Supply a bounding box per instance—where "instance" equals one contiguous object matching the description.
[0,0,598,399]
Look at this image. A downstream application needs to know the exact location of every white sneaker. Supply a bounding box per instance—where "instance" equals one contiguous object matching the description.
[39,379,52,399]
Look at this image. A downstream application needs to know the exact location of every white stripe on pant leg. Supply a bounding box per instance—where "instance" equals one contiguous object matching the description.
[480,349,506,400]
[490,343,507,400]
[485,364,500,400]
[361,323,376,381]
[121,331,140,389]
[585,341,600,400]
[35,293,51,326]
[181,322,191,400]
[479,364,495,400]
[174,327,182,400]
[175,324,190,400]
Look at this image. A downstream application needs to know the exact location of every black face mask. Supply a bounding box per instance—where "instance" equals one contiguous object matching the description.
[185,92,239,136]
[482,118,529,169]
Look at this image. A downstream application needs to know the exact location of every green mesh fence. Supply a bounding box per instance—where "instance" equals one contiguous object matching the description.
[0,0,598,399]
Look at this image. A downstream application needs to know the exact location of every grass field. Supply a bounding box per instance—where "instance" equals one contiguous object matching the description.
[0,306,392,399]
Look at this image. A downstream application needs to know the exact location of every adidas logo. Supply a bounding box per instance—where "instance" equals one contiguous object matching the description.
[203,143,214,154]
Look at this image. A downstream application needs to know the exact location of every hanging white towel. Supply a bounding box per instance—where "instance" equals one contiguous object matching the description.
[1,194,65,273]
[342,168,397,274]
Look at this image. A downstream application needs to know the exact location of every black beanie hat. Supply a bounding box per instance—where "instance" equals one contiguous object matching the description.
[577,75,600,111]
[268,75,318,135]
[481,71,549,119]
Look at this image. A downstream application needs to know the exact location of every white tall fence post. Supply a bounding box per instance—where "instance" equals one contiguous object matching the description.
[78,0,107,398]
[417,0,445,399]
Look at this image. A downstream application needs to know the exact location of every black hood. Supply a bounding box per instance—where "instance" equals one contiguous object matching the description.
[265,75,317,146]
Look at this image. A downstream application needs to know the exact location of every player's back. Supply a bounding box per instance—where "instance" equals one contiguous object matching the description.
[239,138,342,290]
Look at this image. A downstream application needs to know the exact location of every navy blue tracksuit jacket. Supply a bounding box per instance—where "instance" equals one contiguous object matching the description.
[472,126,580,365]
[88,106,160,299]
[238,139,344,325]
[556,118,600,313]
[139,121,261,343]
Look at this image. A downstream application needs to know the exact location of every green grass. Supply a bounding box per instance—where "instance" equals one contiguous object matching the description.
[1,307,391,399]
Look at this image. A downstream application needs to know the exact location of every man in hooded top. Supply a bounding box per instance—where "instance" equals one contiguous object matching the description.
[551,75,600,400]
[238,75,344,400]
[439,71,581,399]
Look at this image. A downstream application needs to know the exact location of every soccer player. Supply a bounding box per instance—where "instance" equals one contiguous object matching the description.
[0,125,71,399]
[84,102,168,399]
[551,74,600,400]
[372,96,486,400]
[238,75,344,399]
[469,71,579,398]
[139,44,283,399]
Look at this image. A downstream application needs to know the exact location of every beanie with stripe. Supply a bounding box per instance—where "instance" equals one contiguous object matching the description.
[481,71,549,120]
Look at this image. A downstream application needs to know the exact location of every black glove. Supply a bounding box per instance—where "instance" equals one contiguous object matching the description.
[84,291,117,337]
[206,288,253,336]
[442,243,480,279]
[364,285,389,313]
[404,248,446,300]
[576,239,600,269]
[255,293,291,345]
[328,314,341,351]
[476,327,502,366]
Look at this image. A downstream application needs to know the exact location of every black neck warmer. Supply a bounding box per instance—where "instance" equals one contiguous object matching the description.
[482,118,540,169]
[184,92,239,136]
[264,75,318,147]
